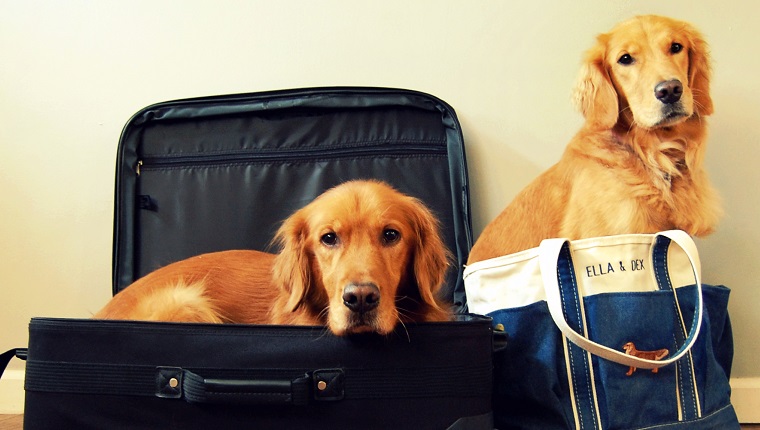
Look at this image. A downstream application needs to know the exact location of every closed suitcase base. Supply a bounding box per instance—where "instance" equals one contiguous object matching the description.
[23,315,495,430]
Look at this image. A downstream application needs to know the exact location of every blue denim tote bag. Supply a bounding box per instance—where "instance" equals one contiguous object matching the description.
[464,230,738,429]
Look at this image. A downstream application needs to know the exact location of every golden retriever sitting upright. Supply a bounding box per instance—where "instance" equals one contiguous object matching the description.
[94,180,452,336]
[468,15,721,263]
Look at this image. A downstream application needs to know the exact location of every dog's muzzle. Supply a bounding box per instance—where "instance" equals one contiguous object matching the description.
[654,79,689,126]
[655,79,683,105]
[342,283,380,314]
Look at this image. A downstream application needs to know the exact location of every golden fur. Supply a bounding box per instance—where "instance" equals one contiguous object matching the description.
[94,180,451,336]
[468,15,721,263]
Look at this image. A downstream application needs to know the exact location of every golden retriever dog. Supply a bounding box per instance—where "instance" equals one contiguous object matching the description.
[468,15,721,263]
[94,180,452,336]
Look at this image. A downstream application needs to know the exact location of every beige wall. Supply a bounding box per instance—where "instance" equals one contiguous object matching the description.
[2,0,759,416]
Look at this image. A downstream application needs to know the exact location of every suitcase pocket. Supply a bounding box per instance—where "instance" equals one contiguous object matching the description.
[136,142,447,175]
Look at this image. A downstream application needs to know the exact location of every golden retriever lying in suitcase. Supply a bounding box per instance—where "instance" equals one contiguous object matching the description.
[469,15,721,263]
[95,180,451,336]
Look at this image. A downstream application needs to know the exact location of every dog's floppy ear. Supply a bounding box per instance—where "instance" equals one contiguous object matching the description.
[573,37,619,129]
[272,210,312,312]
[685,24,713,116]
[407,197,450,314]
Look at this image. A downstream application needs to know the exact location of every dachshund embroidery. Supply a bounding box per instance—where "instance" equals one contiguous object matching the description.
[622,342,669,376]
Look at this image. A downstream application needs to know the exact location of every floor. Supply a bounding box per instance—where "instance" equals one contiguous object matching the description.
[0,415,758,429]
[0,416,22,430]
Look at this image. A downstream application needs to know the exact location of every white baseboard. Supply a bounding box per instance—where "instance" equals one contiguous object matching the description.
[731,377,760,423]
[0,370,24,414]
[2,371,759,421]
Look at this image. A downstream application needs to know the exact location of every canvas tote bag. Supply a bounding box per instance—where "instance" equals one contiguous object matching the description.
[464,230,738,429]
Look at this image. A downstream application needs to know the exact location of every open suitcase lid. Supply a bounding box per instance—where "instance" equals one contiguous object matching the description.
[113,87,472,311]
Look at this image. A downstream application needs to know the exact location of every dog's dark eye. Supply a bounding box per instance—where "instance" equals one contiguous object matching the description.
[381,229,401,245]
[320,232,339,247]
[670,42,683,54]
[617,54,634,65]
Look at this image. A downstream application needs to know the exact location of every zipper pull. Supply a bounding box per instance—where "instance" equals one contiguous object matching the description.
[136,160,143,176]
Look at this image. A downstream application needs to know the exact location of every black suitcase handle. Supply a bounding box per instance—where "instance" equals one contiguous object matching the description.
[157,367,344,406]
[0,348,27,378]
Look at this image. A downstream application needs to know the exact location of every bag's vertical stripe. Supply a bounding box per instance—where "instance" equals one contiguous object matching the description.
[675,365,684,421]
[571,254,603,430]
[688,355,702,417]
[563,341,601,429]
[562,336,582,430]
[558,244,602,430]
[579,337,603,429]
[653,237,702,420]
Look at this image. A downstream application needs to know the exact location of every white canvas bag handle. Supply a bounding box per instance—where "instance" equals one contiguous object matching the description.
[539,230,703,369]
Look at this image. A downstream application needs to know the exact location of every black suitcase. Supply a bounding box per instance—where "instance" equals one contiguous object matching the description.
[2,88,501,429]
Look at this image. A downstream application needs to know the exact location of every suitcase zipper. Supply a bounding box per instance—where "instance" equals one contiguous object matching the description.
[135,143,446,176]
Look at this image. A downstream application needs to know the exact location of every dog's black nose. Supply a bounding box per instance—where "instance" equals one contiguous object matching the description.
[655,79,683,104]
[342,283,380,313]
